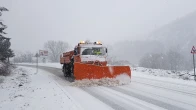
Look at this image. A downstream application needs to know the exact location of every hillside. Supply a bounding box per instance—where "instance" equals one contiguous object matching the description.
[109,40,164,65]
[148,11,196,53]
[111,11,196,65]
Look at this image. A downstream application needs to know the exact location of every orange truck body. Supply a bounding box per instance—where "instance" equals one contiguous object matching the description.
[60,41,131,80]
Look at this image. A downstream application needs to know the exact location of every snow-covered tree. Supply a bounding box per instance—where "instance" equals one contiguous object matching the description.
[0,7,14,62]
[44,40,70,62]
[166,49,184,71]
[139,53,167,69]
[13,52,34,63]
[139,50,187,71]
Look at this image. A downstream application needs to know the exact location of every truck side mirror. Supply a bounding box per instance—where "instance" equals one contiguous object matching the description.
[106,48,108,53]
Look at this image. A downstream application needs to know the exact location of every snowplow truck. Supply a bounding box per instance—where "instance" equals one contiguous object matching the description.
[60,41,131,80]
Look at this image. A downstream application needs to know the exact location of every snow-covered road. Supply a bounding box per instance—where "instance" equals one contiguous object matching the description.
[1,64,196,110]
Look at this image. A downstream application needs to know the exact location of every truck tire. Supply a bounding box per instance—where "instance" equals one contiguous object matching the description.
[70,58,74,77]
[63,64,69,77]
[70,64,74,77]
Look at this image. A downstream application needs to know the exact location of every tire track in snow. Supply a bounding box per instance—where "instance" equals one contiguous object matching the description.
[118,84,196,109]
[133,76,196,88]
[110,87,185,110]
[132,80,196,97]
[18,65,118,110]
[92,86,167,110]
[19,65,127,110]
[20,66,84,110]
[50,79,83,109]
[132,76,196,95]
[80,87,127,110]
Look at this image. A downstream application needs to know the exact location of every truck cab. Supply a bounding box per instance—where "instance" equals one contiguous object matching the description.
[75,41,108,66]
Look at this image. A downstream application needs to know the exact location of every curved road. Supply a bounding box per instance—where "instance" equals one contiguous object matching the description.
[18,64,196,110]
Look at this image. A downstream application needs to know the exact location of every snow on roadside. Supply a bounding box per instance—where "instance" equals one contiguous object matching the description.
[70,74,131,87]
[17,63,132,87]
[17,62,195,84]
[0,66,81,110]
[17,63,62,69]
[132,67,195,81]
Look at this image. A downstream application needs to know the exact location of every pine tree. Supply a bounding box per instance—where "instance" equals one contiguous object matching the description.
[0,7,14,62]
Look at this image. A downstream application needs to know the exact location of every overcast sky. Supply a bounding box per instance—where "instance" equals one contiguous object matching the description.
[1,0,196,53]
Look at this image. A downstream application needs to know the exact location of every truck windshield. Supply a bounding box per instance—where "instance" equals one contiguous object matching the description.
[81,47,106,56]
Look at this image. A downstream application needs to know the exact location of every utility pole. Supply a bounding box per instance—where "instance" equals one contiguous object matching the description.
[191,46,196,81]
[193,53,196,81]
[35,53,39,73]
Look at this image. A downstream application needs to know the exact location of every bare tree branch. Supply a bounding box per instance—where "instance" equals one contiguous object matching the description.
[44,40,70,62]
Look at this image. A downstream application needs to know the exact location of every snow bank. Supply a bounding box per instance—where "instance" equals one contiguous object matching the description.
[17,63,132,87]
[0,66,81,110]
[17,63,62,69]
[0,67,31,109]
[70,74,131,87]
[0,62,13,76]
[115,73,131,85]
[133,67,195,81]
[17,62,195,83]
[0,62,7,84]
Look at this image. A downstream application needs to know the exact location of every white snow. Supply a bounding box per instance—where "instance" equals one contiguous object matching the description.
[2,63,196,109]
[17,63,132,87]
[70,74,131,87]
[16,62,196,85]
[17,62,196,82]
[0,67,82,110]
[17,62,62,69]
[0,66,115,110]
[132,67,196,81]
[95,86,167,110]
[108,66,114,74]
[115,73,131,85]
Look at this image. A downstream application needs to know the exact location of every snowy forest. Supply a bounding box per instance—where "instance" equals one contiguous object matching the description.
[110,11,196,71]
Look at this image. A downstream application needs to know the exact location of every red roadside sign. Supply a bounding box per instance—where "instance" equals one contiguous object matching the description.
[39,50,48,56]
[191,46,196,81]
[191,46,196,54]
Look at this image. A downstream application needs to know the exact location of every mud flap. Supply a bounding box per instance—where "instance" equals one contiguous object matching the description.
[73,62,131,80]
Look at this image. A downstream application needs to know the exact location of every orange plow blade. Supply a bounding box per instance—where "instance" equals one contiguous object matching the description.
[74,62,131,80]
